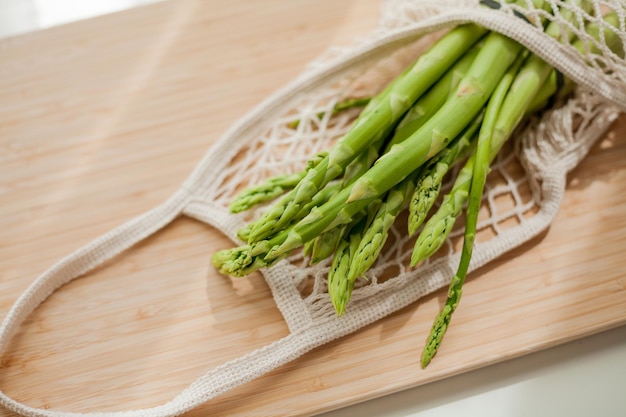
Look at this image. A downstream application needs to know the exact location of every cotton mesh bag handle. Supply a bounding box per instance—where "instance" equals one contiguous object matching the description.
[1,0,625,416]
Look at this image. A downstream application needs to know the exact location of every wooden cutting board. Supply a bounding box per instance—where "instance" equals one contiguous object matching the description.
[1,0,625,416]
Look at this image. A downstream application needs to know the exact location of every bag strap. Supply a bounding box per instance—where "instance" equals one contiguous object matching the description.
[0,191,191,416]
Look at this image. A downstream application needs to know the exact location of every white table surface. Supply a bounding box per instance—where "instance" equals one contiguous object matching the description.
[319,325,626,416]
[2,2,625,416]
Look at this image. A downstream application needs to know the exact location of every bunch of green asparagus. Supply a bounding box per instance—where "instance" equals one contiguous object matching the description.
[213,2,622,366]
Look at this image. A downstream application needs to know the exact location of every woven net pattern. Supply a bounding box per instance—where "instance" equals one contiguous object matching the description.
[381,0,626,105]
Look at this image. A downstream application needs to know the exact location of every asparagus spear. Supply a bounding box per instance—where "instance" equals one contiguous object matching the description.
[232,89,384,218]
[407,113,482,237]
[230,152,327,213]
[326,212,373,314]
[309,223,347,264]
[420,50,527,368]
[420,1,599,366]
[327,222,363,315]
[230,172,303,214]
[287,42,480,262]
[343,171,418,283]
[304,191,378,265]
[287,97,371,129]
[266,0,549,264]
[383,42,482,151]
[307,136,389,263]
[329,44,481,272]
[246,24,488,243]
[332,114,479,312]
[341,39,482,192]
[212,231,289,278]
[213,1,567,279]
[237,182,342,243]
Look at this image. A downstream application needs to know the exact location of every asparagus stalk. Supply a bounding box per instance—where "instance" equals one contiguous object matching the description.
[344,171,419,282]
[233,87,385,219]
[327,198,385,313]
[287,97,371,129]
[212,1,584,280]
[407,113,483,237]
[327,219,365,315]
[230,152,327,213]
[309,223,348,264]
[340,39,482,191]
[383,42,482,151]
[331,44,481,272]
[246,24,488,243]
[307,166,389,264]
[326,211,375,314]
[237,181,342,244]
[307,136,388,263]
[420,50,527,368]
[230,172,303,214]
[212,230,290,278]
[409,65,562,265]
[420,1,599,366]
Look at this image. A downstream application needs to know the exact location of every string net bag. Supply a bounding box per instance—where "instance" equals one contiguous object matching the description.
[1,0,624,416]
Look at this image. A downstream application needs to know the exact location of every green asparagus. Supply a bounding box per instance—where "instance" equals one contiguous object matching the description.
[420,1,597,366]
[230,152,327,214]
[266,30,525,260]
[421,50,527,367]
[287,97,371,129]
[246,24,487,243]
[407,112,482,237]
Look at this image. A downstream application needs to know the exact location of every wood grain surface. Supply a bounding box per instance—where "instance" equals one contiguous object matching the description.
[1,1,625,416]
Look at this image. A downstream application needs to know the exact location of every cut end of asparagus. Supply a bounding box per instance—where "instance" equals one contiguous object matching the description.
[237,224,253,242]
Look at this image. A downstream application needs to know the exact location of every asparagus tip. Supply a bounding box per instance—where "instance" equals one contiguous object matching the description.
[410,250,424,268]
[237,226,252,242]
[420,304,452,368]
[265,231,303,260]
[211,249,231,270]
[347,179,378,203]
[329,288,350,316]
